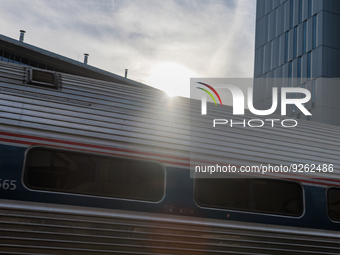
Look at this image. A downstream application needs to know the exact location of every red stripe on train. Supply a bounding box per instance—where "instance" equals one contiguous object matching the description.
[0,137,191,167]
[0,131,189,161]
[1,131,340,187]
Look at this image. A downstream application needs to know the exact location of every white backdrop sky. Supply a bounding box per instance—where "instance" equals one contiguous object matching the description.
[0,0,256,97]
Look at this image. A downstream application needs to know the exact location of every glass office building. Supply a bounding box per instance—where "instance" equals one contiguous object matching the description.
[253,0,340,125]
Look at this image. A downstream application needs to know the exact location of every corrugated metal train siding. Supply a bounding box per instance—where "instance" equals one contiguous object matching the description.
[0,202,339,255]
[1,61,340,180]
[1,62,340,254]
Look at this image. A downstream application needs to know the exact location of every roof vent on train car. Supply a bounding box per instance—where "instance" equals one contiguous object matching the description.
[27,68,60,90]
[19,30,26,42]
[84,53,89,64]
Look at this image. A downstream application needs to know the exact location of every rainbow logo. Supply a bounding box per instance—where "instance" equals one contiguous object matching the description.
[196,82,223,106]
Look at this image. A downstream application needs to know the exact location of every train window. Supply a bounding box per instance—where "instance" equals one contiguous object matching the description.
[2,51,9,62]
[9,54,15,63]
[30,60,38,67]
[14,55,21,64]
[195,178,303,216]
[24,148,165,202]
[328,188,340,221]
[21,57,30,66]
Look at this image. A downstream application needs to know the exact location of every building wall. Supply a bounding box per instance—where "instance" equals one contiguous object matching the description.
[253,0,340,126]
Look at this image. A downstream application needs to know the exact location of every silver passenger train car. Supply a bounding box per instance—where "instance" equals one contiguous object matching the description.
[0,61,340,254]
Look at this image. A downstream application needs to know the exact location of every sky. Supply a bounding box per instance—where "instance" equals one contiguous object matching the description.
[0,0,256,98]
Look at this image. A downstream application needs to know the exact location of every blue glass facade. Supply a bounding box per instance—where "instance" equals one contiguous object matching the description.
[254,0,340,125]
[254,0,317,81]
[302,21,307,54]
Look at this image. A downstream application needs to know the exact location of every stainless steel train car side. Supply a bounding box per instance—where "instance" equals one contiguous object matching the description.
[0,61,340,254]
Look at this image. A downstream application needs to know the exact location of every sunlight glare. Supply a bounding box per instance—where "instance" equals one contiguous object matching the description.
[148,63,197,98]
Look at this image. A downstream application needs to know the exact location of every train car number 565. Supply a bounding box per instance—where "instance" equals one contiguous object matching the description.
[0,179,17,190]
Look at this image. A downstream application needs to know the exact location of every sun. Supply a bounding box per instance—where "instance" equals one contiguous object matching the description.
[148,63,198,97]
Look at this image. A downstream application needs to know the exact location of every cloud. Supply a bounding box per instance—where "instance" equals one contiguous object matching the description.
[0,0,256,98]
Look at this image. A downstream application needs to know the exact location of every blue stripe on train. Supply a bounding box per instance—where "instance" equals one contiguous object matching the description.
[0,144,337,230]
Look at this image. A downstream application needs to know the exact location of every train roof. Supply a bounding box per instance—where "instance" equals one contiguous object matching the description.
[0,33,155,90]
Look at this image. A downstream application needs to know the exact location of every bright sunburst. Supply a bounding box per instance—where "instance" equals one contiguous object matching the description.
[148,63,198,97]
